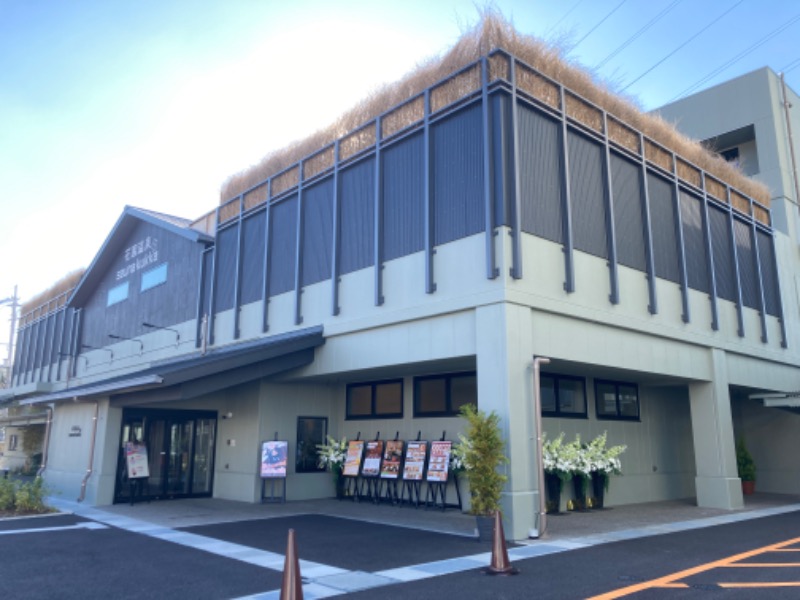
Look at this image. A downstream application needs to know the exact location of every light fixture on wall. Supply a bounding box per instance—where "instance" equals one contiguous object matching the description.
[108,334,144,354]
[221,412,233,420]
[142,321,180,344]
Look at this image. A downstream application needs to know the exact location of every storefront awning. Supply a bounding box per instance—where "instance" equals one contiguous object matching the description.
[20,326,324,406]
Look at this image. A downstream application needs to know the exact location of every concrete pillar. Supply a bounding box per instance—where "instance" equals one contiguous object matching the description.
[688,348,743,509]
[475,302,538,540]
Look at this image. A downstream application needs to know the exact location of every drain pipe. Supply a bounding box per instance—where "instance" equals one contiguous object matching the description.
[78,401,99,502]
[36,406,53,478]
[529,355,550,539]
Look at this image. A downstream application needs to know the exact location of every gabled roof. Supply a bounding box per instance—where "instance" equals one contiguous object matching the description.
[69,205,214,306]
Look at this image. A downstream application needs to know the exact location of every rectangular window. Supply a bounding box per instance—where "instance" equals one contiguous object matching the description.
[141,263,168,292]
[595,379,640,421]
[0,427,5,442]
[8,434,18,451]
[346,380,403,420]
[540,374,587,418]
[296,417,327,473]
[107,282,129,307]
[414,372,477,417]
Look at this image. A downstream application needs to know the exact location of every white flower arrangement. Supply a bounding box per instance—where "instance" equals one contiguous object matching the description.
[450,436,472,472]
[542,432,626,481]
[316,435,347,473]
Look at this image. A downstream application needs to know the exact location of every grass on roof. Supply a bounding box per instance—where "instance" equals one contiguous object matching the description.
[219,9,769,208]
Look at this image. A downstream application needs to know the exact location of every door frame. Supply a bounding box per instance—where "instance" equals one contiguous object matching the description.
[114,408,218,503]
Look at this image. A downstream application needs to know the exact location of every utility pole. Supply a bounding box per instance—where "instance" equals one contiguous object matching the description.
[0,285,20,372]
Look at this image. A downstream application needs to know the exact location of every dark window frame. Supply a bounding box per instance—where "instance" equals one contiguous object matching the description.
[540,373,588,419]
[345,379,404,420]
[594,379,641,421]
[295,416,328,473]
[413,371,477,418]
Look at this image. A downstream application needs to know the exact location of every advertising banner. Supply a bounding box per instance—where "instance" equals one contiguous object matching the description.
[125,442,150,479]
[343,440,365,477]
[380,440,404,479]
[260,440,289,478]
[361,440,384,477]
[401,441,427,481]
[426,440,452,483]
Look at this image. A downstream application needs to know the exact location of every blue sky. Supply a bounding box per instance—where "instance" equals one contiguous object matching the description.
[1,0,798,333]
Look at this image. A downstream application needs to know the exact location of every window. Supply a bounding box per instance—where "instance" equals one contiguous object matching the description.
[720,146,740,165]
[141,263,168,292]
[107,282,129,307]
[595,379,640,421]
[540,374,587,418]
[8,434,18,451]
[0,427,5,442]
[346,380,403,419]
[414,372,477,417]
[296,416,327,473]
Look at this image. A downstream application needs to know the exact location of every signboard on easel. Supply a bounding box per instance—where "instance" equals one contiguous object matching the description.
[260,440,288,478]
[125,442,149,479]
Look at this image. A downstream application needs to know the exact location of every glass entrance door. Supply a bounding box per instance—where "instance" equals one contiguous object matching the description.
[115,409,217,503]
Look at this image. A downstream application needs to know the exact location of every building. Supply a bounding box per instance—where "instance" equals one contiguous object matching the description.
[3,22,799,540]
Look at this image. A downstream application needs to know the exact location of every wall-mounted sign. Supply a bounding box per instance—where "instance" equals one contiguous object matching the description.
[260,440,288,479]
[116,236,160,281]
[68,426,82,438]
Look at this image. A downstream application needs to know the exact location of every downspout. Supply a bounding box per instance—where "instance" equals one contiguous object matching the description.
[530,355,550,539]
[77,401,99,502]
[36,406,53,478]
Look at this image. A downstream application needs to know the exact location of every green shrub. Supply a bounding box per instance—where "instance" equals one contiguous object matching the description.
[14,478,49,513]
[0,478,15,511]
[459,404,508,516]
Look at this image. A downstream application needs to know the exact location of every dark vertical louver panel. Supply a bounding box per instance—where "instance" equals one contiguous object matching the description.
[240,210,266,305]
[647,173,680,283]
[214,225,238,312]
[340,157,375,275]
[709,206,737,302]
[734,219,759,309]
[433,104,485,245]
[200,250,213,318]
[680,191,710,293]
[268,195,298,296]
[611,153,646,271]
[492,93,513,228]
[518,105,563,242]
[568,131,607,258]
[302,178,334,286]
[40,313,54,373]
[757,229,780,316]
[17,324,30,377]
[382,133,424,261]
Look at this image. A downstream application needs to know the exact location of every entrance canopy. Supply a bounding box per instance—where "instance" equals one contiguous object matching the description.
[20,326,324,406]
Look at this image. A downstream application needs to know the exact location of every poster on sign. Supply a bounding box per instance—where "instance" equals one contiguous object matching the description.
[380,440,404,479]
[125,442,150,479]
[343,440,365,477]
[426,440,452,482]
[361,440,384,477]
[260,441,288,478]
[401,441,428,481]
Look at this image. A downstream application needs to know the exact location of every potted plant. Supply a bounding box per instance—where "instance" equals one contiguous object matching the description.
[542,433,575,514]
[586,432,626,509]
[736,438,756,495]
[316,435,348,498]
[458,404,508,541]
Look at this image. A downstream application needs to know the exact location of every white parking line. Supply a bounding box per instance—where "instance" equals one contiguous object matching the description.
[0,521,108,536]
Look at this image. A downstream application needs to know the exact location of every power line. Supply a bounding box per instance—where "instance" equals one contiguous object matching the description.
[571,0,628,51]
[780,56,800,74]
[671,12,800,101]
[594,0,683,70]
[620,0,744,93]
[544,0,584,38]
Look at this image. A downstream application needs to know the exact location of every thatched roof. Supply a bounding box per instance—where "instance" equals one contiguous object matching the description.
[21,269,84,320]
[220,11,770,209]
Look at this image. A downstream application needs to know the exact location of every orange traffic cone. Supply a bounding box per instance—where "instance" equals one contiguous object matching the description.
[280,528,304,600]
[482,511,519,575]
